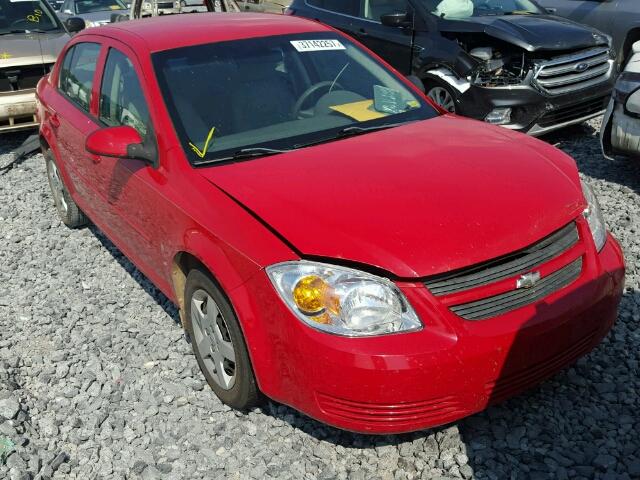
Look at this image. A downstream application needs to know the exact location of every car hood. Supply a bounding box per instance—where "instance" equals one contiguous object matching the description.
[439,14,608,52]
[0,31,69,67]
[198,117,585,278]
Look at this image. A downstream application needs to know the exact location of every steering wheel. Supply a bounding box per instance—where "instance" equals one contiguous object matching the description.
[292,81,344,118]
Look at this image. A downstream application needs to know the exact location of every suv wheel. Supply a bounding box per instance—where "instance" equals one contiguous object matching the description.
[424,78,458,113]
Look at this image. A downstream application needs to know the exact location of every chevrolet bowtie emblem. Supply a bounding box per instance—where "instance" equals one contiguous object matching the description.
[517,271,541,289]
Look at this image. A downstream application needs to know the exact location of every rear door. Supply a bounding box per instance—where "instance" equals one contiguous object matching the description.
[302,0,362,38]
[48,40,104,219]
[353,0,415,74]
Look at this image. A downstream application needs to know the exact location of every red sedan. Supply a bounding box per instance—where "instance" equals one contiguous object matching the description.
[36,13,625,434]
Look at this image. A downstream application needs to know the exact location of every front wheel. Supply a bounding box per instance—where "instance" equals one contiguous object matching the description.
[423,77,459,113]
[184,269,261,410]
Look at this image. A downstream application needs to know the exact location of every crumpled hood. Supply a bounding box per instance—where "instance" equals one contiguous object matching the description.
[198,117,585,278]
[0,32,70,68]
[439,14,608,52]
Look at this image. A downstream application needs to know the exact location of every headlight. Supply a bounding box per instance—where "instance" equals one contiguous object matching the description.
[582,181,607,251]
[266,261,422,337]
[84,20,97,28]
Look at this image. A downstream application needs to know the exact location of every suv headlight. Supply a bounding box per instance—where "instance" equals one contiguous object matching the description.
[582,180,607,251]
[267,261,422,337]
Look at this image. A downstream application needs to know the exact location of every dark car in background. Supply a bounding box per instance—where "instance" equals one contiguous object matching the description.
[536,0,640,68]
[287,0,615,135]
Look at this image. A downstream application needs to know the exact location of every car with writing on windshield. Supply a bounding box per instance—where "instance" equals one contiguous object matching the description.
[57,0,128,27]
[0,0,70,133]
[36,12,624,434]
[286,0,616,136]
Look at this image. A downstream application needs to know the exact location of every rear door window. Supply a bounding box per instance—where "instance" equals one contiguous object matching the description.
[59,42,101,112]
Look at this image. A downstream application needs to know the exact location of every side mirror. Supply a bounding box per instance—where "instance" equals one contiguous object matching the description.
[86,126,157,166]
[64,17,86,33]
[380,12,410,28]
[406,75,425,93]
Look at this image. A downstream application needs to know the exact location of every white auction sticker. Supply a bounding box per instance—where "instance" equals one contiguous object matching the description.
[290,39,346,52]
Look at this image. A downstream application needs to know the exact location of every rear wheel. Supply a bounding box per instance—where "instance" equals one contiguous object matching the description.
[44,149,87,228]
[184,269,261,410]
[423,77,459,113]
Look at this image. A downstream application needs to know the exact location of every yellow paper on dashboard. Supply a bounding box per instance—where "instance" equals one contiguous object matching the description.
[329,100,388,122]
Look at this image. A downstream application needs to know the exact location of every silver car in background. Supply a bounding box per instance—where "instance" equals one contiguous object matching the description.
[57,0,128,27]
[0,0,70,133]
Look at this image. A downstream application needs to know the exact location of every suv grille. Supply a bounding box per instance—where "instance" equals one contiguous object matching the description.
[533,48,612,96]
[0,64,52,93]
[425,223,579,296]
[450,258,583,320]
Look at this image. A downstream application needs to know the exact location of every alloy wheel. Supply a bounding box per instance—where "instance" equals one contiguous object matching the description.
[191,289,237,390]
[47,158,68,216]
[427,86,456,113]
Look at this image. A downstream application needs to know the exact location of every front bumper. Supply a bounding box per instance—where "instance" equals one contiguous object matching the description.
[457,74,615,136]
[0,89,38,133]
[233,232,624,434]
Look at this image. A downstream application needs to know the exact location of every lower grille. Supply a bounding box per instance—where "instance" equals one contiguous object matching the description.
[0,64,52,92]
[451,258,583,321]
[485,328,597,405]
[534,48,612,96]
[316,393,468,427]
[537,96,608,128]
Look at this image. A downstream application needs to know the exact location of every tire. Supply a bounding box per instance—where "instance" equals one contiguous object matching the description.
[423,77,459,113]
[184,269,261,410]
[44,149,87,228]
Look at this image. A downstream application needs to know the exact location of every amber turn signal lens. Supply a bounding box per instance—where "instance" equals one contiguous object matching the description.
[293,275,329,314]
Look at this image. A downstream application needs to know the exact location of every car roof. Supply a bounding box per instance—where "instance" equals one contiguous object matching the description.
[91,13,331,53]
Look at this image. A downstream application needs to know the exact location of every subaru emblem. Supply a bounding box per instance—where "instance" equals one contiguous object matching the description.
[517,271,541,289]
[575,62,589,73]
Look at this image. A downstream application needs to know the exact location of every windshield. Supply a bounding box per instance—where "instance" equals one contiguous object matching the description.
[422,0,543,18]
[0,0,62,33]
[75,0,126,14]
[153,33,438,164]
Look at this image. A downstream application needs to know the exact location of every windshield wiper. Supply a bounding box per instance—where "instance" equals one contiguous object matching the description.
[195,147,290,166]
[294,121,414,149]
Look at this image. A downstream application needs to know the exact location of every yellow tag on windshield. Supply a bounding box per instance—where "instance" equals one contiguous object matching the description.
[329,100,388,122]
[189,127,216,159]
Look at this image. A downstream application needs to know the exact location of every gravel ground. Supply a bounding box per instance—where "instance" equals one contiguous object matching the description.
[0,118,638,480]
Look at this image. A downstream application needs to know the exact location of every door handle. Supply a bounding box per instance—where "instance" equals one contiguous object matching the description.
[49,112,60,128]
[545,7,556,13]
[358,28,369,37]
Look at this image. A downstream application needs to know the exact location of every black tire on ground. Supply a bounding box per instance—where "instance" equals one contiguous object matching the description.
[44,149,87,228]
[184,269,261,410]
[423,76,460,113]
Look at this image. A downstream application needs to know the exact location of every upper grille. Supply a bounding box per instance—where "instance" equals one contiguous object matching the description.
[0,64,52,93]
[425,223,579,296]
[450,257,583,321]
[537,96,608,128]
[534,48,612,96]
